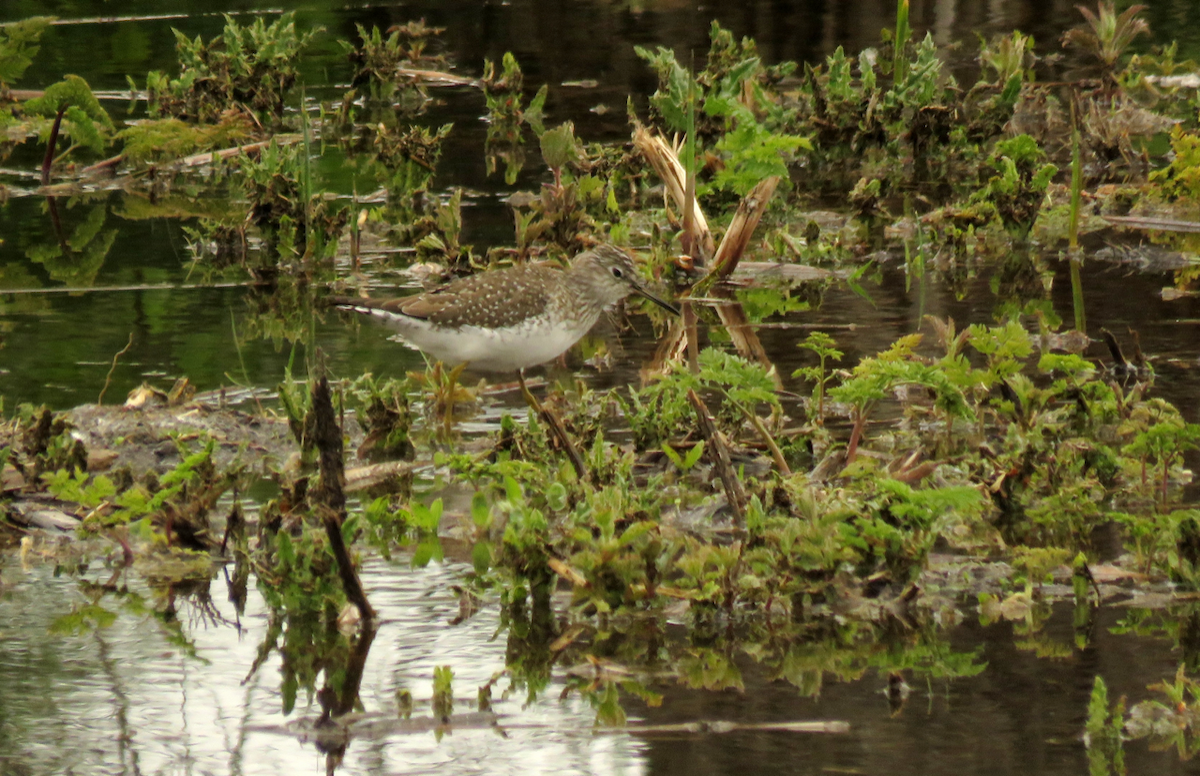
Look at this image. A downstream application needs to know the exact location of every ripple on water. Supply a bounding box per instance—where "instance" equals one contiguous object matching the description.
[0,554,648,776]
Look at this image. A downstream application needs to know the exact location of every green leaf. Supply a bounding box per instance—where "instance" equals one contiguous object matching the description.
[540,121,580,171]
[470,491,491,527]
[661,442,685,470]
[472,540,492,574]
[618,521,655,547]
[682,441,706,470]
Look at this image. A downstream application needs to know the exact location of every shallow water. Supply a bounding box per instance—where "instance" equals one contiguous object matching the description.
[4,2,1200,775]
[2,553,1199,776]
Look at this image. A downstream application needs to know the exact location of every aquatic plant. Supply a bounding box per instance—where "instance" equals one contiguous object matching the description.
[1063,1,1150,75]
[481,52,546,145]
[343,20,446,96]
[793,331,843,426]
[636,25,808,201]
[236,139,348,265]
[971,134,1059,237]
[144,13,318,125]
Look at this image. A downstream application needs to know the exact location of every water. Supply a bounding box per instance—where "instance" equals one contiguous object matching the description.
[1,555,1198,775]
[2,0,1199,412]
[4,2,1200,775]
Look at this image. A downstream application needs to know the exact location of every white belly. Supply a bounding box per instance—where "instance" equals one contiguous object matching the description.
[363,308,600,372]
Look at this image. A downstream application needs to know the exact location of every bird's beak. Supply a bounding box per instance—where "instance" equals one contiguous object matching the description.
[634,286,680,316]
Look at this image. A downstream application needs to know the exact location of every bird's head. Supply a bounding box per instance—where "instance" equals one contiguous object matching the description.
[572,244,679,314]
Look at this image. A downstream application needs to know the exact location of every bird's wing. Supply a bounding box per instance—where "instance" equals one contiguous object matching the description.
[330,265,558,329]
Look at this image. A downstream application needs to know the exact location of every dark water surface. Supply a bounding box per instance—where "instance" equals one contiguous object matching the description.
[3,2,1200,775]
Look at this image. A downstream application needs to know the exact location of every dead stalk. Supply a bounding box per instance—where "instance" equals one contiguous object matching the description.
[632,125,715,262]
[97,333,135,405]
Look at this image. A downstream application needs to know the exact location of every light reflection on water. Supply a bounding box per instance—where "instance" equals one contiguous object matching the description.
[5,550,1200,776]
[0,556,647,776]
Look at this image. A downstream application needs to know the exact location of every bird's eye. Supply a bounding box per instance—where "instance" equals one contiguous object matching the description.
[610,267,624,278]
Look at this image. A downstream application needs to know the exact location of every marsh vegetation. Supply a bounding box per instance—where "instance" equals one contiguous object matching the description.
[3,2,1200,774]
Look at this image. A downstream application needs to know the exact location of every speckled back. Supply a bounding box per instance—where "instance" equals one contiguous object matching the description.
[390,263,565,329]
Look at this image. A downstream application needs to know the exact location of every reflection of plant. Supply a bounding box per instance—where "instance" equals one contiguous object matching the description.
[26,201,118,286]
[1085,675,1127,776]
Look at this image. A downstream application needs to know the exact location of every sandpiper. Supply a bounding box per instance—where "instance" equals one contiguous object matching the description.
[330,244,678,373]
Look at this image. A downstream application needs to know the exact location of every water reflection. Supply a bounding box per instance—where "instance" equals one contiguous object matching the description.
[0,556,649,775]
[6,551,1200,775]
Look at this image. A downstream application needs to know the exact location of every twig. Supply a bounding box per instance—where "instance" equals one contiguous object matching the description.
[310,375,376,623]
[707,176,780,281]
[97,332,134,405]
[746,411,791,477]
[686,389,746,521]
[519,372,588,481]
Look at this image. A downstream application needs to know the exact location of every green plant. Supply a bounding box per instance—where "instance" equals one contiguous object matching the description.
[343,20,446,94]
[972,134,1058,237]
[1122,411,1200,504]
[345,374,414,461]
[432,665,454,721]
[636,26,808,199]
[481,52,546,143]
[828,334,972,463]
[237,139,348,264]
[793,331,843,425]
[145,13,318,124]
[662,441,705,474]
[1063,2,1149,73]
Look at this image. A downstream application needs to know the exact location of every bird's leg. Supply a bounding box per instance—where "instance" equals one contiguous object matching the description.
[517,369,542,414]
[518,369,588,481]
[442,362,471,438]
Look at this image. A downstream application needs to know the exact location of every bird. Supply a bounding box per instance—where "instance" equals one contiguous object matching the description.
[329,244,678,376]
